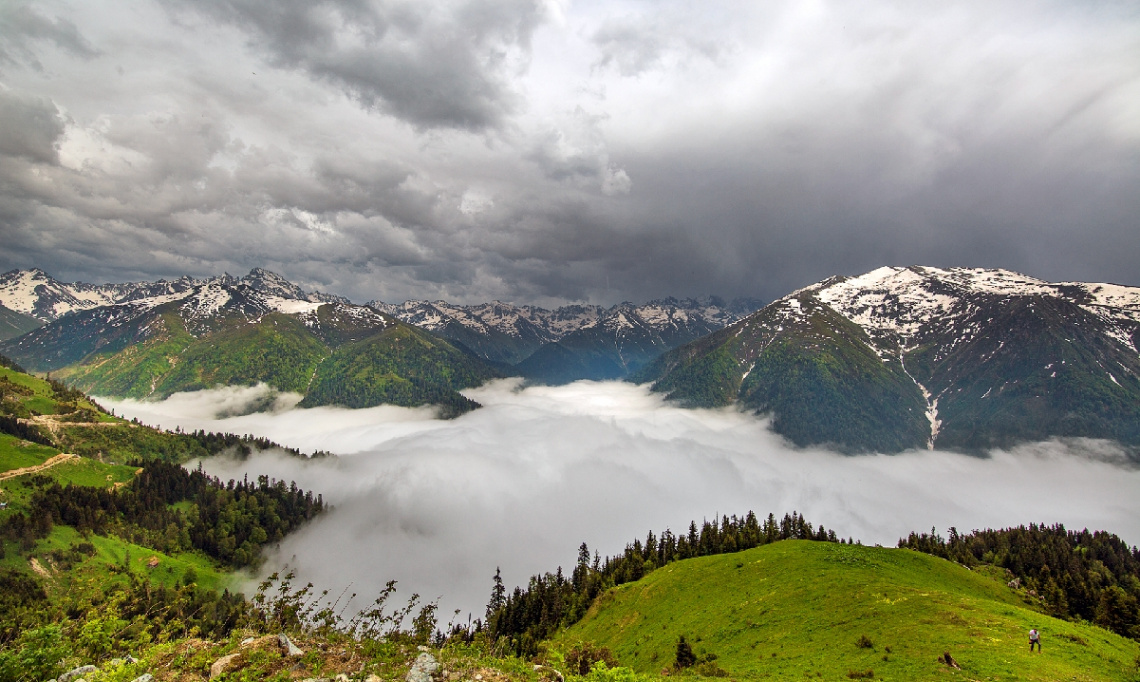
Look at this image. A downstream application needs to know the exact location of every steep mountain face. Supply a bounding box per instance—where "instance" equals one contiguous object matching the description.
[0,269,498,414]
[0,266,754,407]
[636,266,1140,453]
[0,267,350,324]
[368,300,556,366]
[0,268,200,321]
[0,303,43,340]
[370,296,762,383]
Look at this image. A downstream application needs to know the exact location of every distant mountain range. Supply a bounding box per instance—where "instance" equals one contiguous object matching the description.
[0,268,759,412]
[0,268,492,415]
[4,265,1138,454]
[636,266,1140,453]
[369,297,761,383]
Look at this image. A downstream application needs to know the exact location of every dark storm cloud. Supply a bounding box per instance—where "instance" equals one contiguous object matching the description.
[0,0,1137,305]
[163,0,545,131]
[0,2,99,69]
[0,90,63,163]
[575,0,1140,301]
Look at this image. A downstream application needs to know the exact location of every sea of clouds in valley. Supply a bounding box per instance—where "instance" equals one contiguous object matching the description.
[103,380,1140,623]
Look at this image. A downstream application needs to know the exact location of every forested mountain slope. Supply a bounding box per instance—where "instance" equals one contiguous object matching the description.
[0,269,499,415]
[635,266,1140,453]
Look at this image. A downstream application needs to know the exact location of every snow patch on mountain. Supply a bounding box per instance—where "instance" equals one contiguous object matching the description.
[799,266,1140,360]
[369,297,760,342]
[126,290,197,310]
[0,268,350,329]
[0,268,119,319]
[264,296,324,315]
[179,283,233,319]
[815,266,963,339]
[1077,283,1140,310]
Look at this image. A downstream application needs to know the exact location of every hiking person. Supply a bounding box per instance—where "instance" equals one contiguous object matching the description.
[1028,628,1040,652]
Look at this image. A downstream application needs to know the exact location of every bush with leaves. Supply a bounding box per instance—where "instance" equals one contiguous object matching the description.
[0,625,71,682]
[565,642,618,676]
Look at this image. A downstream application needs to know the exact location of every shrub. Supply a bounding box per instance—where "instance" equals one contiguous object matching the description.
[855,635,874,649]
[565,642,618,676]
[674,635,696,670]
[0,624,71,682]
[692,660,729,677]
[582,661,655,682]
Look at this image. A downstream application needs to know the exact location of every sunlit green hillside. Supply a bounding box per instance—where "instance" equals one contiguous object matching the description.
[560,540,1140,681]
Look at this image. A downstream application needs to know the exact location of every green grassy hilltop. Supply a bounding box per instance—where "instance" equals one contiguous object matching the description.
[0,360,325,645]
[559,541,1140,681]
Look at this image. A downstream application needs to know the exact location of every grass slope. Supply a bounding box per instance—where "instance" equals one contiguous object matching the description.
[0,306,42,342]
[0,524,230,595]
[0,433,140,511]
[560,541,1140,681]
[58,311,196,399]
[0,430,232,605]
[1,366,109,418]
[0,368,239,601]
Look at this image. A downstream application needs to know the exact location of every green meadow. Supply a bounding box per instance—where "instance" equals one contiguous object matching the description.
[560,540,1140,681]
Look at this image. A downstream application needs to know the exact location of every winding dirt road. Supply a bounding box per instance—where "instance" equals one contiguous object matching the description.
[0,453,78,481]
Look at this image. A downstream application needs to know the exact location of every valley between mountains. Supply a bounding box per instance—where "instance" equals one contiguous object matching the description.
[1,264,1137,454]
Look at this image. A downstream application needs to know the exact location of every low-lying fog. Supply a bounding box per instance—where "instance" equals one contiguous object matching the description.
[103,380,1140,622]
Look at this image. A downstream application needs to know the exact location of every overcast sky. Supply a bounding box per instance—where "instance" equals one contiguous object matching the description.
[1,0,1138,305]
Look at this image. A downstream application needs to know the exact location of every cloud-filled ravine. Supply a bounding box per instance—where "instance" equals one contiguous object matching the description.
[103,380,1140,621]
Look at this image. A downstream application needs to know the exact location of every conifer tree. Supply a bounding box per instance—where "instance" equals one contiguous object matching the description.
[573,543,590,591]
[486,567,506,621]
[674,635,696,669]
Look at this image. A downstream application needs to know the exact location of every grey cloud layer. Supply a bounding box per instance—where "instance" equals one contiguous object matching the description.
[0,0,1137,304]
[0,90,63,163]
[104,381,1140,621]
[162,0,544,131]
[0,2,98,69]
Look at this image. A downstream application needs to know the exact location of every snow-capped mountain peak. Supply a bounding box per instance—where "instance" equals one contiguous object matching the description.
[0,267,349,324]
[0,268,123,320]
[640,265,1140,454]
[788,266,1140,350]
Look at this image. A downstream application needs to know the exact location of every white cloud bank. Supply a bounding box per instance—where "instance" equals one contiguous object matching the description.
[103,380,1140,621]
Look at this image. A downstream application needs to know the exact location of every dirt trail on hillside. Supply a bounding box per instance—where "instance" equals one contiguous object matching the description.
[0,453,78,481]
[23,414,133,434]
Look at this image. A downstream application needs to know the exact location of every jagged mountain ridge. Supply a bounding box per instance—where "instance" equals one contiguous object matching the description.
[0,267,348,322]
[0,268,759,380]
[0,266,758,411]
[369,296,762,381]
[369,297,758,344]
[0,269,496,415]
[635,266,1140,453]
[0,267,759,394]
